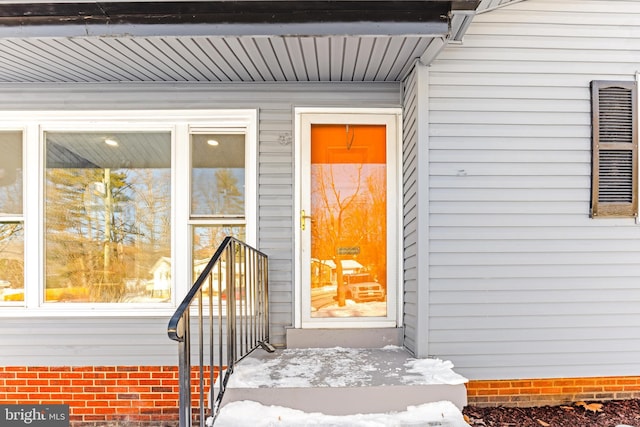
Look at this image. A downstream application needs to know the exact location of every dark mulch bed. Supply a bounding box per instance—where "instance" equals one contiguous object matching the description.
[463,400,640,427]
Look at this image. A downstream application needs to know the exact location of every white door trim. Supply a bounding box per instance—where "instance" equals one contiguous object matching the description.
[294,107,403,329]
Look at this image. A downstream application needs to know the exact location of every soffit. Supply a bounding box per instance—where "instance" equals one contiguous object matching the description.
[476,0,523,13]
[0,0,481,83]
[0,35,447,83]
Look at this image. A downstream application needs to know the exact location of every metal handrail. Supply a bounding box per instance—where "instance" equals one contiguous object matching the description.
[167,236,272,427]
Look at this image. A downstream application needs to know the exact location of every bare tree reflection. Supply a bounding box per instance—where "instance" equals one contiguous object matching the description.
[45,167,171,302]
[311,164,387,309]
[312,163,364,306]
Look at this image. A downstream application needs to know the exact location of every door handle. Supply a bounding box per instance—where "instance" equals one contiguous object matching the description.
[301,210,313,230]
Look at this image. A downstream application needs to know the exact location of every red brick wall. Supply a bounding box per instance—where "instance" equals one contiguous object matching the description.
[0,366,214,426]
[467,376,640,407]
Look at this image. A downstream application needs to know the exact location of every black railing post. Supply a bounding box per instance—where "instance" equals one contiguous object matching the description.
[177,313,191,427]
[198,289,205,426]
[168,237,271,426]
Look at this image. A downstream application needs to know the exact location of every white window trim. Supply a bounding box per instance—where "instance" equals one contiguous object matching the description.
[0,109,257,317]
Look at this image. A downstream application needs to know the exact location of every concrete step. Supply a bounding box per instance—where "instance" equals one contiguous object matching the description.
[218,346,468,416]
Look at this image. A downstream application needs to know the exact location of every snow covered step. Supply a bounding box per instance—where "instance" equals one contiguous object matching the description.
[217,346,467,416]
[215,400,470,427]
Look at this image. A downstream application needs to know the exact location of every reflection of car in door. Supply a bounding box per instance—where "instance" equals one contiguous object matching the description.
[344,273,385,302]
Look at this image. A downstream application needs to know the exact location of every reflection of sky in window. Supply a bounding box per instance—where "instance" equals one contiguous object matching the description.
[48,167,171,246]
[311,164,384,211]
[0,172,22,215]
[0,131,23,215]
[191,168,245,216]
[118,169,171,246]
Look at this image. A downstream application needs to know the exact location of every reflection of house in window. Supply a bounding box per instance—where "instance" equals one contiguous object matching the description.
[149,257,171,298]
[150,256,244,298]
[193,258,222,295]
[311,258,363,288]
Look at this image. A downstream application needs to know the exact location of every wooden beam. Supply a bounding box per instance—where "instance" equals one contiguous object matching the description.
[0,1,453,26]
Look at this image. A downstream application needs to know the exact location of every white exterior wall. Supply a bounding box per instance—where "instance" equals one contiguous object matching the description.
[0,82,401,365]
[426,0,640,379]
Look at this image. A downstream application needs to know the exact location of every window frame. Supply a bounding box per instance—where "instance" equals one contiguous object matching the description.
[187,126,256,288]
[0,109,257,316]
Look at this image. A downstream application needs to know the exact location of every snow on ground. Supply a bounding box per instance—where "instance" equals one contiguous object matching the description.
[214,400,470,427]
[403,357,467,386]
[313,300,387,317]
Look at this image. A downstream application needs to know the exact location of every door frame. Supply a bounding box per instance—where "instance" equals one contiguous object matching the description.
[294,107,403,328]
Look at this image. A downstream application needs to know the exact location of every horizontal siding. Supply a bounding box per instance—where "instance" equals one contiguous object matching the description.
[257,104,295,346]
[402,66,419,355]
[0,81,401,364]
[0,317,174,366]
[427,0,640,380]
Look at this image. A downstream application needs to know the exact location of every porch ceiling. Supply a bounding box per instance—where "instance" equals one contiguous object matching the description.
[0,0,483,83]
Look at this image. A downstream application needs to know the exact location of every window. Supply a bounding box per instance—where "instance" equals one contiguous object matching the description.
[44,131,172,303]
[591,80,638,218]
[0,131,24,304]
[190,132,247,281]
[0,110,256,311]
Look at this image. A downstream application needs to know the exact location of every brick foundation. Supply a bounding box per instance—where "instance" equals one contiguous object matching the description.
[4,367,640,421]
[467,376,640,407]
[0,366,215,426]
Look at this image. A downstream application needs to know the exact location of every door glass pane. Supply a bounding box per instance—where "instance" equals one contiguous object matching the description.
[191,134,245,217]
[310,124,387,318]
[44,132,171,303]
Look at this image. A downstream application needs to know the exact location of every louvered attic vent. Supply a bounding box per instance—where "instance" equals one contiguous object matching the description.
[591,81,638,217]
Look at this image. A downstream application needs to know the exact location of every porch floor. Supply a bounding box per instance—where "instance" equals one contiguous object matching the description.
[219,346,468,416]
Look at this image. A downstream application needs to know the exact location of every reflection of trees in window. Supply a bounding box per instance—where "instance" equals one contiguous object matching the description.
[312,163,386,306]
[192,168,244,216]
[191,133,246,217]
[190,134,247,289]
[0,179,24,295]
[0,131,24,302]
[364,168,387,288]
[192,225,245,275]
[0,223,24,292]
[45,167,171,303]
[0,175,22,215]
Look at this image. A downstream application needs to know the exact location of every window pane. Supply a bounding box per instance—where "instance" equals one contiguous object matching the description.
[192,225,246,280]
[191,134,245,216]
[44,132,172,303]
[192,225,245,307]
[0,131,23,215]
[0,131,24,304]
[0,224,24,303]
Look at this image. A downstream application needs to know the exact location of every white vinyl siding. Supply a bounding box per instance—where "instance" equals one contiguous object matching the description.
[426,0,640,380]
[402,63,431,357]
[0,82,401,365]
[402,67,420,355]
